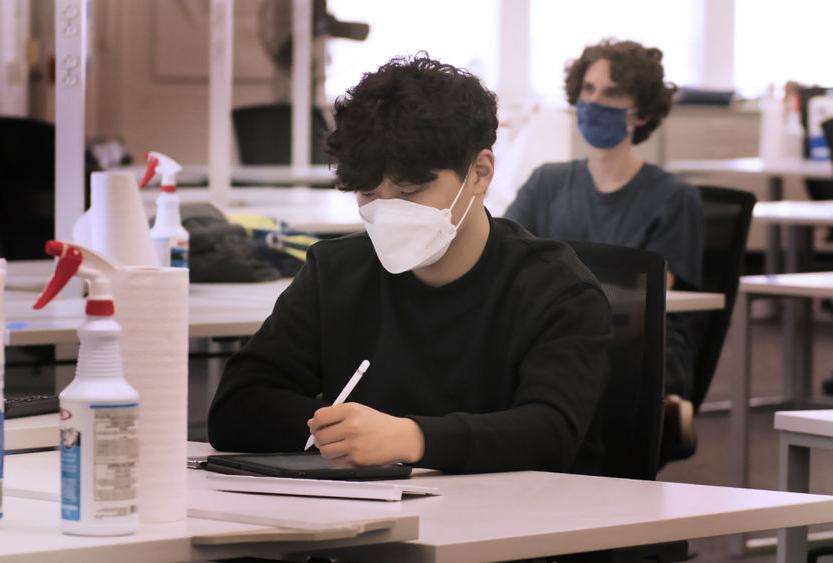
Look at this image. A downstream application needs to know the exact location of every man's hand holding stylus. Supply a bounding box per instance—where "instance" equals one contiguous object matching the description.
[308,402,425,466]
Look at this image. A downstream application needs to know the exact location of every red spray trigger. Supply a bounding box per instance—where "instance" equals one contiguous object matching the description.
[140,154,160,188]
[34,241,83,309]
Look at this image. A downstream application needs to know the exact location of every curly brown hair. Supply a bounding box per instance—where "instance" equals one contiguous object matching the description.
[326,53,498,191]
[564,39,677,145]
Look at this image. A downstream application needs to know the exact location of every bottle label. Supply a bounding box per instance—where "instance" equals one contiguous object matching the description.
[1,408,4,519]
[170,242,188,269]
[60,425,82,521]
[92,403,138,518]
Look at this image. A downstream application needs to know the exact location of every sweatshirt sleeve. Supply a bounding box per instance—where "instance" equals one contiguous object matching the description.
[409,283,610,474]
[207,249,327,452]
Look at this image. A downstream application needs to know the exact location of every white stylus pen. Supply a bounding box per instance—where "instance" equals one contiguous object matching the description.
[304,359,371,451]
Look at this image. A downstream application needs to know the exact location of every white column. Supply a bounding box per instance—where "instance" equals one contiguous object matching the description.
[54,0,86,243]
[0,0,31,116]
[291,0,312,171]
[209,0,233,207]
[496,0,530,111]
[700,0,735,89]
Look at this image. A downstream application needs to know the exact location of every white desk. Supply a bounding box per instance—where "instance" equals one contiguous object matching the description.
[666,290,724,312]
[4,289,723,452]
[749,203,833,428]
[752,200,833,276]
[7,444,833,563]
[773,409,833,563]
[667,157,833,181]
[119,164,337,187]
[0,493,415,563]
[731,273,833,502]
[5,261,724,347]
[5,279,291,346]
[142,185,362,235]
[754,200,833,227]
[668,157,833,276]
[4,413,58,450]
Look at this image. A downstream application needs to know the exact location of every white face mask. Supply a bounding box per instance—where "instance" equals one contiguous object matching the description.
[359,170,476,274]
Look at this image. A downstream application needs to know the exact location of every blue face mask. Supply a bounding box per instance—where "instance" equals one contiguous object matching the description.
[576,100,630,149]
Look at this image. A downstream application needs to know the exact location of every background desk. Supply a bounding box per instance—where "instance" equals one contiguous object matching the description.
[668,157,833,275]
[732,273,833,501]
[667,157,833,184]
[750,201,833,411]
[5,413,57,450]
[6,272,724,347]
[145,186,363,235]
[6,444,833,563]
[774,409,833,563]
[119,164,337,187]
[5,288,724,452]
[5,279,291,346]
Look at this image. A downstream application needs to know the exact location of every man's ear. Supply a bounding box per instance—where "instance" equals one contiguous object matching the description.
[471,148,494,195]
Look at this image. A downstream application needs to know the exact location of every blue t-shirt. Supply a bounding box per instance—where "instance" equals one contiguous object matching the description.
[504,159,704,398]
[505,160,703,288]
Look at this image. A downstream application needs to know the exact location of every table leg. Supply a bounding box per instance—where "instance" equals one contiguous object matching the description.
[765,176,784,275]
[730,291,751,488]
[730,291,752,555]
[782,226,815,405]
[776,433,810,563]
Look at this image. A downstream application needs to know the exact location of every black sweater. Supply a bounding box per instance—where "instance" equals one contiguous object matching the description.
[208,216,611,474]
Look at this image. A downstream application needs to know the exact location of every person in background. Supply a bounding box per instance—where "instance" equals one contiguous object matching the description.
[504,39,703,464]
[208,54,612,476]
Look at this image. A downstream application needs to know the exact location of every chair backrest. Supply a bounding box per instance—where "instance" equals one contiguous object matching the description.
[0,116,55,259]
[689,186,756,411]
[823,117,833,161]
[568,240,666,480]
[231,103,329,166]
[803,118,833,236]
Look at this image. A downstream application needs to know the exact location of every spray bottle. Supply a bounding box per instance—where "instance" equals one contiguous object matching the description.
[140,151,189,268]
[34,241,139,536]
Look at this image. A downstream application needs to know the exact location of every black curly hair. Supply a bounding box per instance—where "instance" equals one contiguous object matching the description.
[564,39,677,145]
[326,53,498,191]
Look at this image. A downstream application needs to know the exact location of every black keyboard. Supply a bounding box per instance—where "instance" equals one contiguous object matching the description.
[3,393,60,419]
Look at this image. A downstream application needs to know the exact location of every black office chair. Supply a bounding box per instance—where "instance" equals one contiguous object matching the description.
[689,186,757,412]
[0,116,55,259]
[561,242,689,563]
[231,103,330,168]
[569,242,667,480]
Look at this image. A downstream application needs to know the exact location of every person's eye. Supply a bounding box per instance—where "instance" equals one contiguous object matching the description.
[582,83,594,93]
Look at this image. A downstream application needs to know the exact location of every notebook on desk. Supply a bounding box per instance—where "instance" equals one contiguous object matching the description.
[3,392,59,419]
[205,472,441,502]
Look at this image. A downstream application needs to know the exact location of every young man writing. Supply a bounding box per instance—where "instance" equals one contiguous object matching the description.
[505,39,703,462]
[208,54,611,474]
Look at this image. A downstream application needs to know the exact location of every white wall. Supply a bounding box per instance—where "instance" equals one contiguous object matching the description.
[87,0,277,164]
[0,0,31,116]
